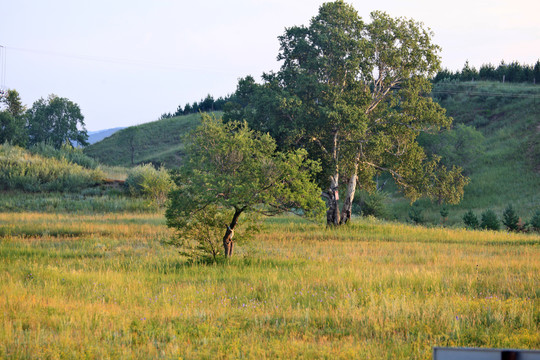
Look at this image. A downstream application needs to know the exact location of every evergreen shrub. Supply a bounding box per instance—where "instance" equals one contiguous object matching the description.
[480,209,500,231]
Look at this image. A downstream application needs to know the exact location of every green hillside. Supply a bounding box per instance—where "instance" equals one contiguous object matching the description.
[84,112,218,167]
[387,81,540,224]
[84,83,539,225]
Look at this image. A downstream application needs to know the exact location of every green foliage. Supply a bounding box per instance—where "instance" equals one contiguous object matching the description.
[165,114,325,259]
[125,164,173,207]
[0,111,26,147]
[529,211,540,232]
[0,89,27,147]
[26,94,88,148]
[439,204,449,219]
[0,144,104,192]
[353,190,390,219]
[419,124,485,173]
[480,209,500,231]
[462,210,479,229]
[408,203,424,225]
[502,204,520,231]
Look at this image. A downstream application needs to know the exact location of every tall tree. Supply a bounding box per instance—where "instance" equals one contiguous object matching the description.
[0,89,27,146]
[226,1,467,225]
[165,114,325,258]
[26,94,88,148]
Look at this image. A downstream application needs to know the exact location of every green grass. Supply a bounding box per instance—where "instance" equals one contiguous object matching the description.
[84,112,221,167]
[1,211,538,359]
[0,191,157,213]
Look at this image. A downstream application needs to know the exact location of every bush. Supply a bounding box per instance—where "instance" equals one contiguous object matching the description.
[463,210,479,229]
[440,205,449,224]
[480,209,500,231]
[352,190,390,219]
[125,164,173,206]
[502,204,520,231]
[529,210,540,232]
[408,203,424,225]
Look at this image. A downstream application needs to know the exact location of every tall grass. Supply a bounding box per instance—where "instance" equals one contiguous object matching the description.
[1,212,538,359]
[0,144,105,192]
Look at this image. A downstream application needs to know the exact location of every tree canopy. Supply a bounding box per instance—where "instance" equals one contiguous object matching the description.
[165,114,325,258]
[0,89,27,147]
[224,1,468,225]
[26,94,88,148]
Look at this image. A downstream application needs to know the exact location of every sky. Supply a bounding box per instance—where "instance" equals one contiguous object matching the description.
[1,0,539,131]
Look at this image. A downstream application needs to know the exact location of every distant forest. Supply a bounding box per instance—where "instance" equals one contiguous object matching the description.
[433,60,540,83]
[158,94,230,120]
[159,60,540,120]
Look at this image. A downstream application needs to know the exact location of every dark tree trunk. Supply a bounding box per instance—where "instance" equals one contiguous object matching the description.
[223,208,242,258]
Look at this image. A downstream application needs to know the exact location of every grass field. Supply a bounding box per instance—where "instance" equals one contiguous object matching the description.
[1,210,538,359]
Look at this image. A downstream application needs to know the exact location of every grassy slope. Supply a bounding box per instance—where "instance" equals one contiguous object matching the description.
[0,212,538,358]
[387,81,540,224]
[84,112,220,167]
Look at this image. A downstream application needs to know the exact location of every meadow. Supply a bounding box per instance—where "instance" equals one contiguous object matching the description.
[1,210,538,359]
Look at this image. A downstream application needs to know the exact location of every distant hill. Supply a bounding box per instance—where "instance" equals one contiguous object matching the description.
[83,112,219,167]
[87,127,125,144]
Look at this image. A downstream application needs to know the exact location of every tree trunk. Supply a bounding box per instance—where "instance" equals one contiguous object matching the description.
[326,129,341,226]
[223,208,242,258]
[326,173,340,226]
[340,172,358,225]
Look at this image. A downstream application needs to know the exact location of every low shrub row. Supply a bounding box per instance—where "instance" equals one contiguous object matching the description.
[463,205,540,232]
[0,144,104,192]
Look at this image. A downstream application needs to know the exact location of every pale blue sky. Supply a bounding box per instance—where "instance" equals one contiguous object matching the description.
[1,0,539,131]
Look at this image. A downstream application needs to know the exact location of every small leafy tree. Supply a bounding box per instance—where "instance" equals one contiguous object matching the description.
[0,89,27,147]
[165,205,258,262]
[502,204,519,232]
[480,209,500,231]
[26,94,88,148]
[165,115,325,259]
[463,210,479,229]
